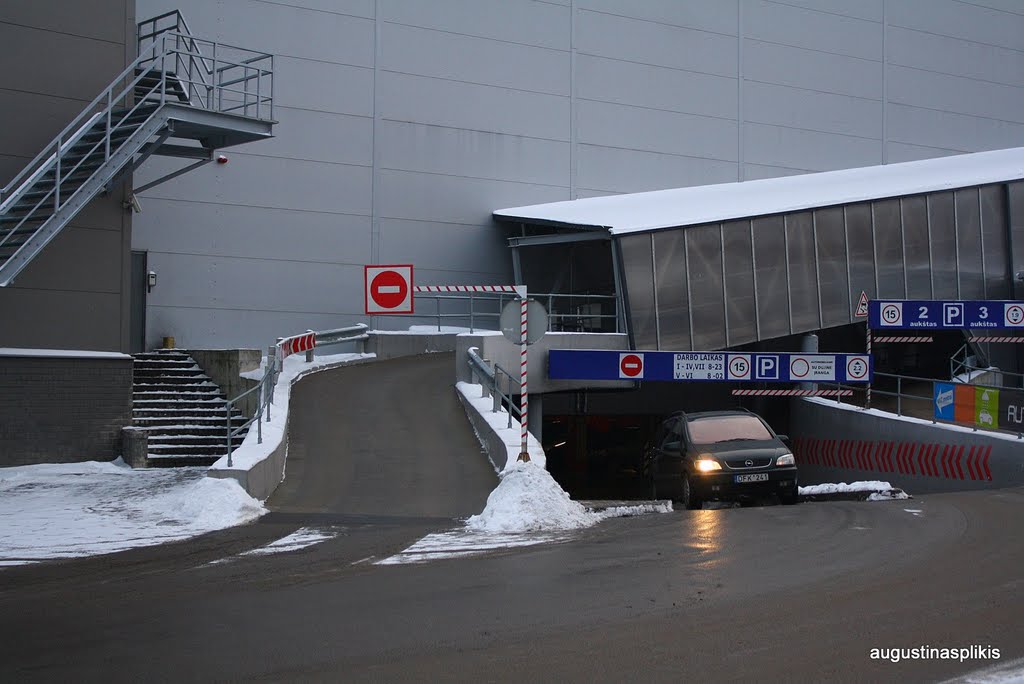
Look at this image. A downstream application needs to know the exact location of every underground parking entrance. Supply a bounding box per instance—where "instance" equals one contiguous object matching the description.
[535,322,973,501]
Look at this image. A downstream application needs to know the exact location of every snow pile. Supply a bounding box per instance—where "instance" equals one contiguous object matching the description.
[867,490,911,501]
[0,460,264,565]
[799,480,895,495]
[800,480,908,499]
[465,461,673,534]
[466,461,594,532]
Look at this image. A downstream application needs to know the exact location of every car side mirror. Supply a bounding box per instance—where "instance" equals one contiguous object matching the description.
[777,434,791,446]
[664,440,681,453]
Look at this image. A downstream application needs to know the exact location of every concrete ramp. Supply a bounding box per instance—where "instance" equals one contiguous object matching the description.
[267,353,497,519]
[791,397,1023,494]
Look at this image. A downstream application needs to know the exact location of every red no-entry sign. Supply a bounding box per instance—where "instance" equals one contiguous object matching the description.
[365,265,414,314]
[619,353,644,379]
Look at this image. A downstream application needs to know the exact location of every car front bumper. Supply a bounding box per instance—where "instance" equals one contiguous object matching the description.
[691,467,798,500]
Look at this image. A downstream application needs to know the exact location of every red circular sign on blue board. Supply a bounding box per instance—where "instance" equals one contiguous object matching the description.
[620,353,643,378]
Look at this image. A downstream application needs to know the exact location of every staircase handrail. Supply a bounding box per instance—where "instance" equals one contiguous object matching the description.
[137,10,216,105]
[0,36,176,205]
[0,113,103,215]
[0,28,274,207]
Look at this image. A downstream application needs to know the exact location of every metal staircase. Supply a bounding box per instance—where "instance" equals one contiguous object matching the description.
[0,11,275,286]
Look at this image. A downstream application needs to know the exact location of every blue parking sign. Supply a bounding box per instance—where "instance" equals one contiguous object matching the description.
[934,382,955,422]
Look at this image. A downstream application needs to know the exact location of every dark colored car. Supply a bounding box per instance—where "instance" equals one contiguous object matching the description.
[643,410,798,509]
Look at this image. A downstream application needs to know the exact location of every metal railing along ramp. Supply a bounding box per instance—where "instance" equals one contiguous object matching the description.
[0,10,274,286]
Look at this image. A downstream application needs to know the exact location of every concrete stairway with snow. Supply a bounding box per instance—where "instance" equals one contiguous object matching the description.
[132,350,249,467]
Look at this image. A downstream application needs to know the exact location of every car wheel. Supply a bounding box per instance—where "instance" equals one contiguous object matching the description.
[779,490,799,505]
[682,476,702,510]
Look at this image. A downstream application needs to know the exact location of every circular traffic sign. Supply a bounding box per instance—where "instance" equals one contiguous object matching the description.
[499,299,548,345]
[620,353,643,378]
[370,270,409,309]
[1006,304,1024,326]
[847,357,868,381]
[729,356,750,379]
[881,303,902,326]
[791,357,810,378]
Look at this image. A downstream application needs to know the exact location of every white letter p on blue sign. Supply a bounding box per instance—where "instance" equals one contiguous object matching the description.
[756,355,779,380]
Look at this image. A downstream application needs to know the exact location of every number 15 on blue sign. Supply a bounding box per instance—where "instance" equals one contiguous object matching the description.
[869,300,1024,330]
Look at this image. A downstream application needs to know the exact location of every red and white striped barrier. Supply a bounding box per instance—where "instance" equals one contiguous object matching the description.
[792,437,993,481]
[967,336,1024,343]
[873,336,934,343]
[731,389,854,397]
[413,285,520,294]
[279,332,315,359]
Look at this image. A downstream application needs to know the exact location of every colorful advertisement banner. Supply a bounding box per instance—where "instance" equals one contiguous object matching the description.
[933,383,955,422]
[954,385,976,425]
[975,387,999,428]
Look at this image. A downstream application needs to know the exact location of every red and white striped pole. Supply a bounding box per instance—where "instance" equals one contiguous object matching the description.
[516,285,530,462]
[865,324,872,409]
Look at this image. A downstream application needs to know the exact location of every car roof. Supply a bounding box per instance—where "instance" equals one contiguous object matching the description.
[664,409,757,422]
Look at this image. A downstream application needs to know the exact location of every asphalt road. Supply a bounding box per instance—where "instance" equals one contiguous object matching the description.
[1,354,1021,683]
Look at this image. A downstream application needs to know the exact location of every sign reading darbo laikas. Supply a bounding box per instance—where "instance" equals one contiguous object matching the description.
[548,350,872,383]
[869,300,1024,330]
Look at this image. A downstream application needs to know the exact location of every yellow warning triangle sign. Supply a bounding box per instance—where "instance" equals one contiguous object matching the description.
[855,291,869,317]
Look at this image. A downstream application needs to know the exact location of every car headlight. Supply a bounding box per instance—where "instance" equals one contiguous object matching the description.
[694,458,721,473]
[776,453,795,466]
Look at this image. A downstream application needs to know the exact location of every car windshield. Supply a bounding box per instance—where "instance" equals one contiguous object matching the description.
[687,414,772,444]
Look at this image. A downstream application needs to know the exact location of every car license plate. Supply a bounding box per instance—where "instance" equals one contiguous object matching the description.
[735,473,769,483]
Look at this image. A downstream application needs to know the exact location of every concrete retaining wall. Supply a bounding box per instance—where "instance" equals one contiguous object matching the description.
[367,332,457,360]
[791,397,1024,494]
[185,348,262,419]
[207,434,289,502]
[456,389,510,473]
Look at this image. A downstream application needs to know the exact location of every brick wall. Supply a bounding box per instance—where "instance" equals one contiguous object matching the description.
[0,354,133,466]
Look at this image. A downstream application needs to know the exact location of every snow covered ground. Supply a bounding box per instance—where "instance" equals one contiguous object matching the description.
[0,460,264,566]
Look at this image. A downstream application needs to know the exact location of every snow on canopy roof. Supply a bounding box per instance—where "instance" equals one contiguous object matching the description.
[494,147,1024,235]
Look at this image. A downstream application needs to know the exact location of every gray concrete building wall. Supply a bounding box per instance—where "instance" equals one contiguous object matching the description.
[0,1,136,352]
[133,0,1024,350]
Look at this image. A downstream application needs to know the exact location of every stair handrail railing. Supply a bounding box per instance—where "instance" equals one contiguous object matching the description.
[0,35,185,213]
[137,10,215,106]
[2,12,274,207]
[1,23,274,276]
[466,346,521,429]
